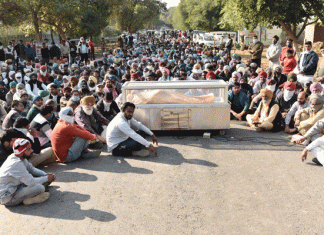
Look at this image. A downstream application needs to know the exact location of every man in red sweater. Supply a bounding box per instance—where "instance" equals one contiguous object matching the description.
[88,38,95,61]
[280,38,296,64]
[38,65,50,83]
[282,49,297,75]
[51,107,101,163]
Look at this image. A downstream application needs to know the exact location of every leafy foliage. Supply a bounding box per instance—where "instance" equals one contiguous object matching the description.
[110,0,167,33]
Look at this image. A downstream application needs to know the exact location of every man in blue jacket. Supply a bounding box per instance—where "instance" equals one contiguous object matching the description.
[297,41,319,86]
[228,82,250,121]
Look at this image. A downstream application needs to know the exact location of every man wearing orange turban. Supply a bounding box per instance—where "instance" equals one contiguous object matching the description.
[74,96,109,149]
[246,88,280,132]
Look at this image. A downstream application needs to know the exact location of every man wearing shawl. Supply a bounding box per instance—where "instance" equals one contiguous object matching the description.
[247,88,280,132]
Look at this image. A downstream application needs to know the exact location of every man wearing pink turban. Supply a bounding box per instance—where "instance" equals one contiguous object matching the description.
[310,82,323,95]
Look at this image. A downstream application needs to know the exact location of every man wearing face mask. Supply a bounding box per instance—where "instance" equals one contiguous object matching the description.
[285,91,310,134]
[248,35,264,68]
[275,82,297,125]
[4,42,17,64]
[247,88,281,132]
[96,92,120,121]
[294,94,324,138]
[279,38,296,65]
[273,65,287,88]
[296,41,319,86]
[266,35,282,69]
[51,107,101,163]
[74,96,108,149]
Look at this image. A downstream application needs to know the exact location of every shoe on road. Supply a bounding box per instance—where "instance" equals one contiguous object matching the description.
[23,192,50,205]
[132,149,150,157]
[81,150,101,159]
[312,158,323,166]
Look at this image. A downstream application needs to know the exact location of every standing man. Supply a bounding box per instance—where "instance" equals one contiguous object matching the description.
[315,45,324,79]
[88,38,95,61]
[78,37,89,63]
[49,42,61,62]
[106,102,158,157]
[60,40,69,62]
[280,38,296,65]
[297,41,319,86]
[14,40,25,65]
[225,34,233,56]
[128,34,134,47]
[0,138,56,206]
[248,35,264,68]
[266,35,282,69]
[69,41,78,65]
[41,43,50,65]
[24,42,36,62]
[100,38,106,55]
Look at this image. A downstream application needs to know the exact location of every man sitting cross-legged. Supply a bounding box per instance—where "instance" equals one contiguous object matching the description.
[51,107,101,163]
[106,102,158,157]
[0,138,56,206]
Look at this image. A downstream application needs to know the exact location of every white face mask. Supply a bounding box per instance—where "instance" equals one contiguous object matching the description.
[144,71,150,77]
[266,85,276,92]
[61,114,74,124]
[83,106,94,115]
[253,39,258,44]
[284,89,294,102]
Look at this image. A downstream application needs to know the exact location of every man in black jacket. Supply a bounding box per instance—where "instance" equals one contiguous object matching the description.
[297,41,319,86]
[41,43,50,65]
[49,42,61,61]
[13,117,55,167]
[0,129,20,166]
[96,92,120,121]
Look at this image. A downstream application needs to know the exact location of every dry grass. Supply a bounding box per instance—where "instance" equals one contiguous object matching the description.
[232,47,270,70]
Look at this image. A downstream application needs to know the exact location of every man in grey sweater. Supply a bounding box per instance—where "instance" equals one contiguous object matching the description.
[0,138,56,206]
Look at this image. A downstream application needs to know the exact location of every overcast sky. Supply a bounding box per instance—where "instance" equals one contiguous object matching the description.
[164,0,180,8]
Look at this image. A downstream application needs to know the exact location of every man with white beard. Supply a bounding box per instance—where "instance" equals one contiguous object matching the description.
[246,88,280,132]
[51,107,101,163]
[74,96,108,149]
[296,41,319,86]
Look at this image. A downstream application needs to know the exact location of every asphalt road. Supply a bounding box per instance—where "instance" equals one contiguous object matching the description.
[1,121,323,235]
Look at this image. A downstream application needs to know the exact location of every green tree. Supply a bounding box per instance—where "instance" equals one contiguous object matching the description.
[221,0,322,46]
[172,0,225,31]
[110,0,167,33]
[0,0,113,41]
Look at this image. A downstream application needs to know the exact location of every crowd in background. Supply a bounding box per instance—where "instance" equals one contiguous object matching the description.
[0,31,324,206]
